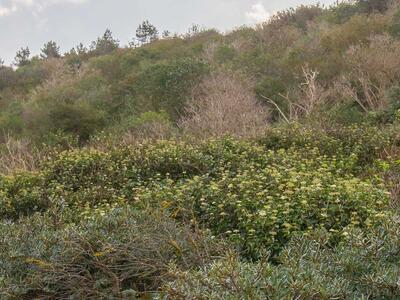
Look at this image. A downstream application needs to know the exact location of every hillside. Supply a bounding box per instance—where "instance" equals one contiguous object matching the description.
[1,0,400,298]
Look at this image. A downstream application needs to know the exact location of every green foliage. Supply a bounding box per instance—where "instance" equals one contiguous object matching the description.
[325,2,363,24]
[134,58,208,119]
[0,101,24,134]
[127,110,170,128]
[47,101,106,142]
[390,9,400,37]
[2,0,399,144]
[0,134,390,259]
[40,40,61,59]
[119,110,174,139]
[138,144,388,258]
[260,123,397,168]
[135,20,159,45]
[13,47,31,67]
[357,0,390,13]
[0,65,17,90]
[0,208,222,299]
[327,103,365,125]
[268,5,324,31]
[0,173,47,220]
[2,2,400,297]
[214,45,236,63]
[382,86,400,122]
[167,217,400,299]
[320,14,388,53]
[90,29,119,56]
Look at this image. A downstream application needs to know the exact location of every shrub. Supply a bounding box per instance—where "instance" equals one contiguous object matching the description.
[267,5,324,31]
[259,123,397,168]
[320,14,388,53]
[325,2,363,24]
[179,72,269,138]
[389,8,400,37]
[214,45,236,63]
[0,66,17,90]
[134,58,208,119]
[166,216,400,299]
[121,110,174,141]
[139,144,389,258]
[0,208,223,299]
[338,35,400,112]
[47,101,106,142]
[0,172,47,220]
[0,137,391,258]
[0,142,214,218]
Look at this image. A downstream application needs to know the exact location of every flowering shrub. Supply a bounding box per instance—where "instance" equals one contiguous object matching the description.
[260,123,398,168]
[0,172,47,220]
[137,145,389,258]
[0,137,391,257]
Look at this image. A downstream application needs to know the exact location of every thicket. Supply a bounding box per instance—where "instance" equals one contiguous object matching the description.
[2,0,400,298]
[2,0,400,145]
[1,123,399,297]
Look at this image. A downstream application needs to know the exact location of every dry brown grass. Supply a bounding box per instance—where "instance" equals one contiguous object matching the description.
[0,134,43,174]
[179,72,269,138]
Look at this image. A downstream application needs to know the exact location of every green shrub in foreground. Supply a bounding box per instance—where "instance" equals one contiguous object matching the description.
[0,208,222,299]
[166,216,400,299]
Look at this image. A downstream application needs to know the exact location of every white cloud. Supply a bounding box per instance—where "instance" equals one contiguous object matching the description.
[0,0,87,17]
[0,6,14,16]
[245,2,271,24]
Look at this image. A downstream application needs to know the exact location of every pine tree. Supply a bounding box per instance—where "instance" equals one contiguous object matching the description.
[91,29,119,55]
[40,41,61,59]
[14,47,31,67]
[136,20,159,44]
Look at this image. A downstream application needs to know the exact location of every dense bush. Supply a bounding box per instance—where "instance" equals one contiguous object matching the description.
[133,58,208,119]
[2,1,400,298]
[167,216,400,299]
[0,136,390,258]
[0,172,47,220]
[0,208,222,299]
[2,0,400,143]
[260,123,399,168]
[137,144,389,258]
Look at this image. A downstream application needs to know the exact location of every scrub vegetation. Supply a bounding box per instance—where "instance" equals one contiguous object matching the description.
[1,0,400,298]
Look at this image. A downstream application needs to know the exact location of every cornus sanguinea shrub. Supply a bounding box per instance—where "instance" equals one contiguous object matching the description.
[0,137,390,258]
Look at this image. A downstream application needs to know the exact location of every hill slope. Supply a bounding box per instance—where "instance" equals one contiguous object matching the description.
[1,0,400,298]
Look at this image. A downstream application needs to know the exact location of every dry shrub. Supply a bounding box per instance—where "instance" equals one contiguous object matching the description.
[0,134,43,174]
[179,72,269,138]
[337,34,400,111]
[256,24,303,53]
[320,14,389,51]
[0,208,225,299]
[122,122,175,145]
[292,66,329,119]
[227,27,258,55]
[202,41,220,63]
[265,66,329,122]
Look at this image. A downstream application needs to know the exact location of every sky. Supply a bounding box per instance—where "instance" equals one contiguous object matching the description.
[0,0,337,65]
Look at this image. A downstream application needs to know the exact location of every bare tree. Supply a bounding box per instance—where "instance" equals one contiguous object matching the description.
[179,72,269,138]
